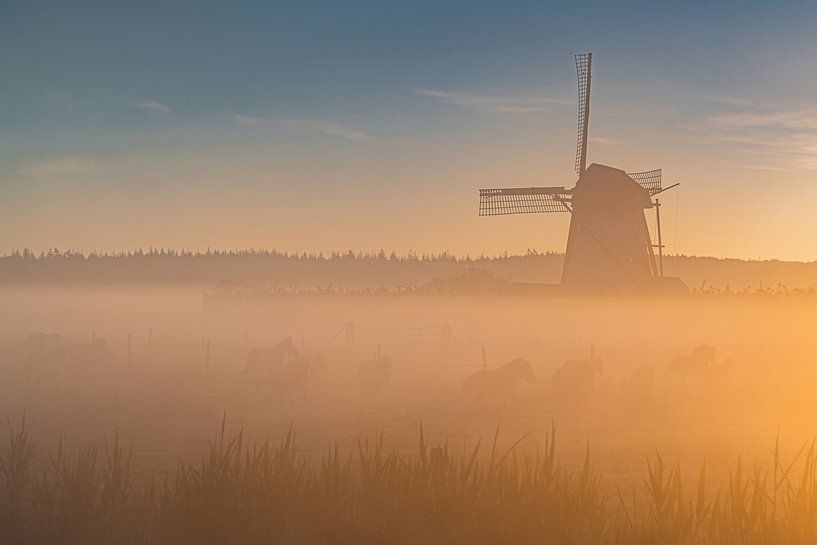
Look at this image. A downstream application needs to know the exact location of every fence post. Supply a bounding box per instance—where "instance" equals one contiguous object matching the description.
[345,322,355,346]
[205,340,211,373]
[127,332,132,370]
[441,324,452,352]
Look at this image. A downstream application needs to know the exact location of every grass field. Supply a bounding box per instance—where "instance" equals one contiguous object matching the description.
[1,286,817,543]
[4,416,817,544]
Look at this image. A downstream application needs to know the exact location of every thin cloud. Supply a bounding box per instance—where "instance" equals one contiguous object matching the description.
[591,136,623,145]
[417,89,570,113]
[232,115,271,128]
[704,95,805,111]
[19,157,97,177]
[705,95,767,109]
[129,100,171,113]
[737,163,795,173]
[232,115,371,141]
[683,101,817,172]
[290,119,371,141]
[710,110,817,131]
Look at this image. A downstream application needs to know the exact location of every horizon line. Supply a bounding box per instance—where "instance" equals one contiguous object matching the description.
[2,248,815,265]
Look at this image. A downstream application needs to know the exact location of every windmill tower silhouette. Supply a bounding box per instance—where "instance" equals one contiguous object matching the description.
[478,53,684,292]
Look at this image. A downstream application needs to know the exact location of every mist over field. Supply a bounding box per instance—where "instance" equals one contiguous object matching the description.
[2,254,817,479]
[3,256,817,542]
[6,0,817,542]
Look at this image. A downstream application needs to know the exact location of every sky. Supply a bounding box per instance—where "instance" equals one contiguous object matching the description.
[3,0,817,261]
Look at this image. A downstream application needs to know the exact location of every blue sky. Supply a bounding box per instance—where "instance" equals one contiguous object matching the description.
[3,1,817,259]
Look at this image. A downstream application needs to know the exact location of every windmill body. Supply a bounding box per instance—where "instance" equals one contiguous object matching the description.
[562,164,657,290]
[477,53,685,292]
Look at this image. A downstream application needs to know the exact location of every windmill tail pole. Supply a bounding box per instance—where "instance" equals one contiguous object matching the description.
[650,182,679,278]
[655,198,664,277]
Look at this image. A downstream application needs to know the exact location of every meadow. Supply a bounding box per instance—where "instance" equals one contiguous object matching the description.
[1,254,817,543]
[5,414,817,545]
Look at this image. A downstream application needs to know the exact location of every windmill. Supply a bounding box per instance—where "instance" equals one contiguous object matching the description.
[478,53,684,292]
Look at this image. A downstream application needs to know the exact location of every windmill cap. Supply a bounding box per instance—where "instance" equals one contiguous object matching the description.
[574,163,653,209]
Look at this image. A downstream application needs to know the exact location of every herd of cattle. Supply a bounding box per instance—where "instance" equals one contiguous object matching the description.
[244,336,392,398]
[20,332,117,385]
[13,332,733,406]
[460,344,734,408]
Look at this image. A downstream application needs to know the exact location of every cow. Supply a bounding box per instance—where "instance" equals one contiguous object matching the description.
[552,348,603,402]
[244,336,299,374]
[461,358,536,408]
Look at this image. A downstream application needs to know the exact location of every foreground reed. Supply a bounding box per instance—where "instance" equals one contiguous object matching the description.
[1,417,817,545]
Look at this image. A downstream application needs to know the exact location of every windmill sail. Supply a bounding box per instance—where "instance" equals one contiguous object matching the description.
[574,53,592,175]
[472,53,683,292]
[479,187,571,216]
[627,169,663,195]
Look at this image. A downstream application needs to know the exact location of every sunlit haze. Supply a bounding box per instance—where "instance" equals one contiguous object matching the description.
[4,1,817,260]
[7,4,817,545]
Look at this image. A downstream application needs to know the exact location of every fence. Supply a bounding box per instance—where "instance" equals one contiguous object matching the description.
[318,322,455,355]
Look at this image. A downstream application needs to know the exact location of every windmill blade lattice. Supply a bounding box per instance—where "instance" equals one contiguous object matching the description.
[479,187,571,216]
[627,169,663,195]
[574,53,592,175]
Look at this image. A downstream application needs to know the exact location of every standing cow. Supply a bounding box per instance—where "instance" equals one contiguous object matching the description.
[244,336,299,374]
[552,346,603,403]
[461,358,536,409]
